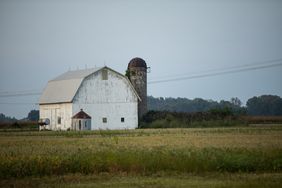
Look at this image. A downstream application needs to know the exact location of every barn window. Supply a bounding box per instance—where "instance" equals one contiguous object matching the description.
[57,117,61,124]
[102,69,108,80]
[102,117,107,123]
[79,120,81,130]
[121,117,125,123]
[85,121,87,128]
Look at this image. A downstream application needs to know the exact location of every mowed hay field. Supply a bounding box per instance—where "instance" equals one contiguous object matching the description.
[0,126,282,187]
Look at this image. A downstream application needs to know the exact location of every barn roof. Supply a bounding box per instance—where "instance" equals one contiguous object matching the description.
[39,67,140,104]
[51,68,100,81]
[39,68,101,104]
[72,109,91,119]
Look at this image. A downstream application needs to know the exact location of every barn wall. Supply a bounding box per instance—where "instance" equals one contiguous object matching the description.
[39,103,72,130]
[72,68,138,130]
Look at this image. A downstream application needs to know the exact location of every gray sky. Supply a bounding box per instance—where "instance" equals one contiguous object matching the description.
[1,0,282,118]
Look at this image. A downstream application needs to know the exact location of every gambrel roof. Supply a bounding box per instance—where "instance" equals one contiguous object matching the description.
[39,67,140,104]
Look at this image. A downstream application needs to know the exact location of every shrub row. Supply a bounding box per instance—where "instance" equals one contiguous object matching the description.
[0,121,38,130]
[241,116,282,124]
[140,110,245,128]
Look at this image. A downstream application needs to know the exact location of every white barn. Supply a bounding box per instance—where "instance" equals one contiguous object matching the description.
[39,66,140,130]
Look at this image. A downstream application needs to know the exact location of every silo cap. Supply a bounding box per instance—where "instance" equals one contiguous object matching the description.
[128,57,147,68]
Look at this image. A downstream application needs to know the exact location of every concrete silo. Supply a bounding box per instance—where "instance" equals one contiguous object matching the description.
[127,57,148,120]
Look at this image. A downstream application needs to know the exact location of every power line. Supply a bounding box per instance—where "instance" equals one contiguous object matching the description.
[150,58,282,80]
[0,92,42,98]
[0,58,281,98]
[0,89,41,94]
[0,102,37,105]
[148,59,282,84]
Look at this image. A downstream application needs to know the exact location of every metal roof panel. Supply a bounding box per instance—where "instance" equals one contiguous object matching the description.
[39,68,102,104]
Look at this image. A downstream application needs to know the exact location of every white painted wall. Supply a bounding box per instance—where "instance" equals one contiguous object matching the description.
[72,68,138,130]
[39,103,72,130]
[39,68,139,131]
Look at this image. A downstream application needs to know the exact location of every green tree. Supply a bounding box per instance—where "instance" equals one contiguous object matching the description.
[27,110,39,121]
[231,97,242,107]
[0,113,17,122]
[246,95,282,115]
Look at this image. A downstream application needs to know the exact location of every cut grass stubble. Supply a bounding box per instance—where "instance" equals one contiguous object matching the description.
[1,147,282,178]
[0,127,282,178]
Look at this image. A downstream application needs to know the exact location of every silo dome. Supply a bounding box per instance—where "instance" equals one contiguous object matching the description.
[128,57,147,68]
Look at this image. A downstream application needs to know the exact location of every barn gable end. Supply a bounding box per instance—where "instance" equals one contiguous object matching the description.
[72,67,139,130]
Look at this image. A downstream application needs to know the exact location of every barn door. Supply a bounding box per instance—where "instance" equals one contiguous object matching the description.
[51,109,56,130]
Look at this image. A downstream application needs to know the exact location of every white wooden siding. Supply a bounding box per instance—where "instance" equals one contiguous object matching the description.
[72,69,138,130]
[39,103,72,130]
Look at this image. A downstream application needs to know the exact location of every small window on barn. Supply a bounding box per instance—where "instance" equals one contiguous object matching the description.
[85,121,87,128]
[57,117,61,124]
[121,117,125,123]
[102,69,108,80]
[102,117,107,123]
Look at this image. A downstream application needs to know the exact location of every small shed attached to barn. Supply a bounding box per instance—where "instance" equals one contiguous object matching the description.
[72,109,91,131]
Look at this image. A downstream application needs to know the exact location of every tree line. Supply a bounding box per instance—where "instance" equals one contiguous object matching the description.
[148,94,282,116]
[0,110,39,122]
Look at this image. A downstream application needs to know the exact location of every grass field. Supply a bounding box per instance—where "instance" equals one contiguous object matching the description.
[0,126,282,187]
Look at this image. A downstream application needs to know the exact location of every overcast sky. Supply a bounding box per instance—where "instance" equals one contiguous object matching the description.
[1,0,282,118]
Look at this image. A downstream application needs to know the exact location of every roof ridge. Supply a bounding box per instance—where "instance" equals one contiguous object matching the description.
[51,67,103,81]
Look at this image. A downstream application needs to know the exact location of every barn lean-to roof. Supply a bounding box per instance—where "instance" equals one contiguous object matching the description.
[39,66,141,104]
[72,109,91,119]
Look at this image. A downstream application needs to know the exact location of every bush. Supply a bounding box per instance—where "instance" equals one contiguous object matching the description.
[0,121,38,131]
[140,110,244,128]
